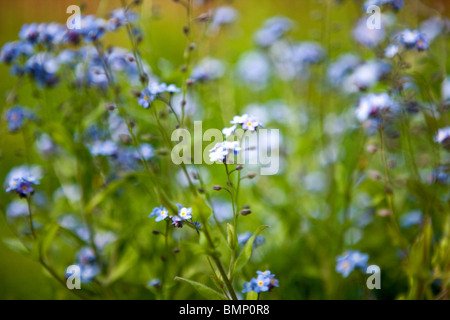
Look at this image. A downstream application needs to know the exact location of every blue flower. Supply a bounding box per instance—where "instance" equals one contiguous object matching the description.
[5,165,41,197]
[19,23,40,43]
[150,206,169,222]
[400,210,423,228]
[242,270,279,294]
[254,16,292,47]
[242,279,257,293]
[177,206,192,220]
[147,278,161,287]
[24,53,60,87]
[108,8,138,31]
[138,87,154,108]
[190,57,225,82]
[434,127,450,150]
[336,250,369,277]
[80,15,107,43]
[353,17,385,48]
[90,140,118,156]
[6,106,33,132]
[363,0,403,11]
[396,29,429,51]
[0,41,33,64]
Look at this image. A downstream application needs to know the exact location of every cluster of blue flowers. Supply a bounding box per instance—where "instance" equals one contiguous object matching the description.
[0,8,141,87]
[335,250,369,278]
[242,271,279,294]
[149,204,198,229]
[4,165,41,198]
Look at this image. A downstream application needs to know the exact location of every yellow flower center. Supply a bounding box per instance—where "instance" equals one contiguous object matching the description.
[258,281,263,286]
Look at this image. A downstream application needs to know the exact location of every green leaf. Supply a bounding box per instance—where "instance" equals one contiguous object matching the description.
[105,247,139,285]
[39,222,59,258]
[227,223,237,250]
[2,238,29,255]
[174,276,227,300]
[232,225,269,276]
[85,175,134,213]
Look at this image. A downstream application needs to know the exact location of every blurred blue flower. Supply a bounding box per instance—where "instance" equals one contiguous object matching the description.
[90,140,118,156]
[254,16,292,47]
[191,57,225,82]
[79,15,107,43]
[363,0,403,11]
[400,210,423,228]
[24,53,59,86]
[0,41,33,64]
[6,200,29,218]
[353,17,385,48]
[150,206,169,222]
[237,51,271,90]
[336,250,369,278]
[108,8,138,31]
[6,106,33,132]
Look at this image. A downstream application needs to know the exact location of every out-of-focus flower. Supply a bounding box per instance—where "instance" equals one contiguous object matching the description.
[6,106,33,132]
[5,165,41,197]
[147,279,161,287]
[400,210,422,228]
[346,60,391,93]
[79,15,107,43]
[108,8,138,31]
[209,141,241,162]
[420,16,449,43]
[353,17,385,48]
[442,77,450,101]
[434,127,450,150]
[385,44,399,58]
[133,143,154,161]
[238,232,265,248]
[0,41,33,64]
[355,93,396,122]
[70,246,100,283]
[190,57,225,82]
[6,200,29,218]
[429,165,450,185]
[25,53,59,86]
[336,250,369,277]
[236,51,271,90]
[254,16,292,47]
[35,133,56,156]
[327,54,361,87]
[363,0,403,11]
[90,140,118,156]
[208,6,238,34]
[391,29,429,52]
